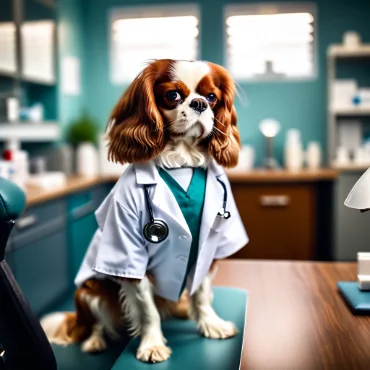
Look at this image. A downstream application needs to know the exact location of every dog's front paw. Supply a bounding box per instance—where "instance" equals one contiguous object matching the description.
[198,317,238,339]
[136,344,172,363]
[81,334,107,353]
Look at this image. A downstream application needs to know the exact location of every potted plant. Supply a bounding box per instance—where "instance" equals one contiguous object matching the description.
[67,112,99,177]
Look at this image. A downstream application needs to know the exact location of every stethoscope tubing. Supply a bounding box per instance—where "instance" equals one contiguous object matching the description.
[143,176,229,243]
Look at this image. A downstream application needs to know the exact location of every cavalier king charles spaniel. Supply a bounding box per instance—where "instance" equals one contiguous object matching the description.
[41,59,242,363]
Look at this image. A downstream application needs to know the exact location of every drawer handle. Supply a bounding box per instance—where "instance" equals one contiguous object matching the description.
[260,195,290,207]
[71,200,96,219]
[17,215,37,229]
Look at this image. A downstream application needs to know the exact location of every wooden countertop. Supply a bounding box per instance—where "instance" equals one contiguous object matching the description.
[25,175,118,206]
[214,260,363,370]
[25,168,338,206]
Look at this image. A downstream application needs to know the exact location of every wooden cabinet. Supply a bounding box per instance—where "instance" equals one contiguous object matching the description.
[231,183,316,260]
[226,170,337,261]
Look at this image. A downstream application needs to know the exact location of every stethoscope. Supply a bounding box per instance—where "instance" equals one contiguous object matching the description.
[143,177,230,244]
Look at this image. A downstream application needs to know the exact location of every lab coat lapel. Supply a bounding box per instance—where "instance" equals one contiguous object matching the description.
[198,161,224,249]
[152,171,191,237]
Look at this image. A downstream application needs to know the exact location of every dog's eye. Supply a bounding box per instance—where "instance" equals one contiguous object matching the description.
[166,91,181,102]
[206,93,217,103]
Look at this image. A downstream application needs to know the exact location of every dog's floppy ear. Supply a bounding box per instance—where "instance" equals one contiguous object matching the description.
[107,61,168,164]
[208,64,241,168]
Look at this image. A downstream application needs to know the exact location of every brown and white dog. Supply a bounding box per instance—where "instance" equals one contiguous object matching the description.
[41,59,243,363]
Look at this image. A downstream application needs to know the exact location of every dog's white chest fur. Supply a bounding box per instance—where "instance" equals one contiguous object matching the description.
[155,137,211,169]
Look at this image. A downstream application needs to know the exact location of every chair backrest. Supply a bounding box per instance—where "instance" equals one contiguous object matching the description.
[0,178,57,370]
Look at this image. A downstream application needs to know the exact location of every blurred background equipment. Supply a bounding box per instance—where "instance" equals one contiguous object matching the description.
[259,118,280,169]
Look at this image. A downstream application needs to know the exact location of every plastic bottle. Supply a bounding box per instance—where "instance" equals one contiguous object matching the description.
[306,141,322,170]
[76,142,99,177]
[3,139,29,189]
[284,129,303,172]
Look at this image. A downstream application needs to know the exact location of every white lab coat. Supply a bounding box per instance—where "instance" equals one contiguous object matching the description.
[75,160,249,301]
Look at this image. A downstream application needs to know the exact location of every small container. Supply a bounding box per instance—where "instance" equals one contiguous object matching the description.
[76,142,98,177]
[0,160,12,179]
[343,31,361,49]
[29,157,46,174]
[227,145,255,173]
[354,147,369,166]
[306,142,322,170]
[284,129,303,172]
[29,103,44,122]
[46,143,74,176]
[7,97,19,122]
[335,146,350,166]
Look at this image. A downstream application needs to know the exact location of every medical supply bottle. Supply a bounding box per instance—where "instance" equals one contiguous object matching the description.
[284,129,303,172]
[2,139,29,189]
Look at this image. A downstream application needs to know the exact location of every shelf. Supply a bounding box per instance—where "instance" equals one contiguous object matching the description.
[0,69,18,79]
[328,45,370,58]
[21,75,56,86]
[0,71,56,86]
[331,163,370,172]
[331,107,370,116]
[0,122,60,142]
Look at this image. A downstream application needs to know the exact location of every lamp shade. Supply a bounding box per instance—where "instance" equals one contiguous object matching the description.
[345,167,370,210]
[259,119,280,138]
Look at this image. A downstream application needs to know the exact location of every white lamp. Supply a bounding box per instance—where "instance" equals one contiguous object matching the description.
[259,119,280,169]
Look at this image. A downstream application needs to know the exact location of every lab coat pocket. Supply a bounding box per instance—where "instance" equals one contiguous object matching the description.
[210,215,228,233]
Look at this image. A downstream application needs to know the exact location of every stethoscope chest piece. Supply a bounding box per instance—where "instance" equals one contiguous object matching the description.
[217,207,231,219]
[143,219,169,243]
[142,174,230,244]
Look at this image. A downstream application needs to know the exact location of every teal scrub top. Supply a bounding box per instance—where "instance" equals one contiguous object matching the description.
[157,167,207,296]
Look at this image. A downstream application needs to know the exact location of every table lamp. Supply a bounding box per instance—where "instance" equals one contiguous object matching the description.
[259,118,280,169]
[337,167,370,314]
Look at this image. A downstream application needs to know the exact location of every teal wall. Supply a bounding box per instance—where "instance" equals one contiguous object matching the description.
[57,0,86,135]
[65,0,370,165]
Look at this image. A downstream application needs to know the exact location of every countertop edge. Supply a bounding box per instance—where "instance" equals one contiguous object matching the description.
[25,169,339,207]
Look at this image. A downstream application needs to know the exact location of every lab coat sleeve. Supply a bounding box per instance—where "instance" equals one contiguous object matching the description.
[93,197,148,279]
[214,174,249,259]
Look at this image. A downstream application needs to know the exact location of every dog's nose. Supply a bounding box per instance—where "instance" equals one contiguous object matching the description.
[189,98,208,113]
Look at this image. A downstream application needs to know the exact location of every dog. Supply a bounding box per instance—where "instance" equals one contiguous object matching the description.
[41,59,248,363]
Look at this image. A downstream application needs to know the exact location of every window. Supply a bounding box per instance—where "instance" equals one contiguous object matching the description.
[110,5,199,84]
[225,4,316,81]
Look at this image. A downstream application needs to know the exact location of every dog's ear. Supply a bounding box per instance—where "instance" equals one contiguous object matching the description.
[208,64,241,168]
[107,61,168,164]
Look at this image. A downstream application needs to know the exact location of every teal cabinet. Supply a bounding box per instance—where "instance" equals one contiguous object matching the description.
[11,217,69,316]
[5,182,114,316]
[69,211,97,278]
[67,184,113,281]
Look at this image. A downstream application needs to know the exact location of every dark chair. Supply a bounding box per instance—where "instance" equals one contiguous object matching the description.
[0,178,57,369]
[0,179,127,370]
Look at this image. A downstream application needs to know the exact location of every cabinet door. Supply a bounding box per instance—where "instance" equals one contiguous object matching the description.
[231,183,316,260]
[21,0,56,83]
[12,228,69,316]
[70,213,97,278]
[0,0,16,75]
